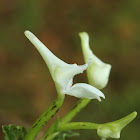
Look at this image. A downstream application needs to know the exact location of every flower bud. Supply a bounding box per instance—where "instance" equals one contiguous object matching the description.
[79,32,111,89]
[97,112,137,139]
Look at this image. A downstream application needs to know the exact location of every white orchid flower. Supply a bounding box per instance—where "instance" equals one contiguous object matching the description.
[79,32,111,90]
[24,31,105,101]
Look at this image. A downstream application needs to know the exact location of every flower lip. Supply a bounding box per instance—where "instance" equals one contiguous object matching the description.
[24,30,105,100]
[64,83,105,101]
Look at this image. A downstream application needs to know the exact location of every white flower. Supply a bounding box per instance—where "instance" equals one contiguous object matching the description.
[24,30,105,101]
[79,32,111,90]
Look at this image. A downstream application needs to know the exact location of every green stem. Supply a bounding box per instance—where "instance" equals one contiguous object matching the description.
[43,132,59,140]
[61,98,91,123]
[101,138,106,140]
[25,94,65,140]
[40,98,91,140]
[43,122,100,140]
[58,122,100,131]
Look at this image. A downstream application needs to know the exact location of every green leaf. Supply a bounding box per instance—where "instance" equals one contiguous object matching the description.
[53,117,60,132]
[53,131,80,140]
[2,124,27,140]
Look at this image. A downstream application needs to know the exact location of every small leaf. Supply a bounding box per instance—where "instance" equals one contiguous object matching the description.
[2,124,27,140]
[53,131,80,140]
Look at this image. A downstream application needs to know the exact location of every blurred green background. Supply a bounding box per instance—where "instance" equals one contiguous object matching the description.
[0,0,140,139]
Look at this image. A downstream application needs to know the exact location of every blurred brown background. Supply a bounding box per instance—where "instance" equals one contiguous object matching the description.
[0,0,140,139]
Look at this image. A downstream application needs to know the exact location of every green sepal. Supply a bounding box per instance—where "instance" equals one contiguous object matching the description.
[53,131,80,140]
[2,124,27,140]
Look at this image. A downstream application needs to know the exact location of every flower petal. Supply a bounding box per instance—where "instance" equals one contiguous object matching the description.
[79,32,111,89]
[64,83,105,101]
[24,30,68,78]
[54,63,88,91]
